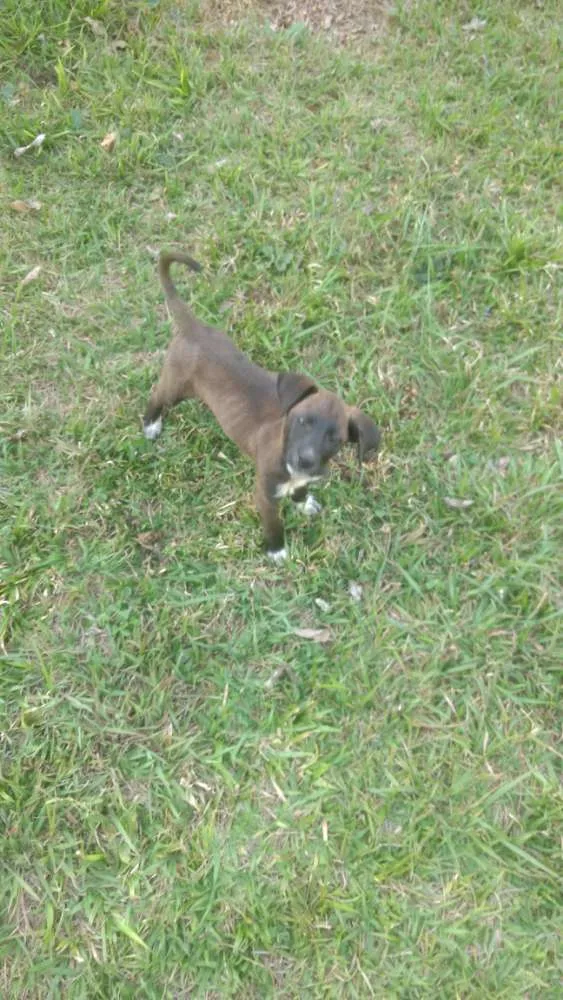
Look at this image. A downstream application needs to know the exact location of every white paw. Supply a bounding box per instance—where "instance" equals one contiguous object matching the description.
[297,494,322,517]
[143,417,162,440]
[268,547,287,564]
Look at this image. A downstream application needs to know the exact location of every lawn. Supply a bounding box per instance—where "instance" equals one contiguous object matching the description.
[1,1,561,996]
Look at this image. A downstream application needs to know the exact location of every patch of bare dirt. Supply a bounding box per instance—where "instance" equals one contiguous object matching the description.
[204,0,391,45]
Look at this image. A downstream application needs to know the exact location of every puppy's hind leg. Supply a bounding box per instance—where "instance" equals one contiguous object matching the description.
[143,398,164,440]
[143,366,193,440]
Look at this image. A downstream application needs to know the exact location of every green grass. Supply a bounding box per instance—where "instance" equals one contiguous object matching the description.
[1,0,562,995]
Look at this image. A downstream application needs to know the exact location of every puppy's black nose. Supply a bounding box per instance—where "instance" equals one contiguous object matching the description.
[297,448,316,471]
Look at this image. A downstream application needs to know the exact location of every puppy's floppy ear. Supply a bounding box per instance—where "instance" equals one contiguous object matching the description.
[347,407,381,465]
[277,372,318,413]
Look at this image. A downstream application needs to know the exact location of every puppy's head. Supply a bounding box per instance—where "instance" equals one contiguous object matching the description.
[277,373,381,477]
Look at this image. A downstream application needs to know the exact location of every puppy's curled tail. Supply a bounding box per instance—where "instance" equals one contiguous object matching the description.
[158,250,202,301]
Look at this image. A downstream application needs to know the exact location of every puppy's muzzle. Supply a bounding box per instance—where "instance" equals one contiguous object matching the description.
[295,446,318,473]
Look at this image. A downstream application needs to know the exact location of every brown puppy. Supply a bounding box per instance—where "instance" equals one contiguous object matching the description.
[144,251,381,561]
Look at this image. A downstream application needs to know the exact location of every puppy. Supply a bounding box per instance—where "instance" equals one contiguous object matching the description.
[144,252,381,560]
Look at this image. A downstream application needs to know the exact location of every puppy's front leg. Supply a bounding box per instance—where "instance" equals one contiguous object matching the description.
[255,480,286,562]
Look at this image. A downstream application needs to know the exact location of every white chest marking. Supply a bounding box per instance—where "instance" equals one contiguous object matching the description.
[275,470,321,499]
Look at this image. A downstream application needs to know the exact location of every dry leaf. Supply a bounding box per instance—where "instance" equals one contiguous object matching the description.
[489,456,510,476]
[348,582,363,602]
[271,778,287,803]
[403,522,427,545]
[14,133,46,158]
[185,789,200,810]
[84,16,106,37]
[314,597,331,613]
[444,496,474,509]
[293,626,333,643]
[110,39,127,52]
[136,531,161,550]
[10,199,42,213]
[21,265,42,286]
[321,819,328,842]
[100,131,117,152]
[462,17,486,31]
[194,780,212,792]
[264,663,297,691]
